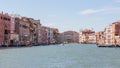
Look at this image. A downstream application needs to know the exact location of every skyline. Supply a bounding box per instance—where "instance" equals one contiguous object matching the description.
[1,0,120,32]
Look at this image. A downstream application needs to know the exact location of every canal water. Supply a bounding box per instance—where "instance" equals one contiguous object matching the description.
[0,44,120,68]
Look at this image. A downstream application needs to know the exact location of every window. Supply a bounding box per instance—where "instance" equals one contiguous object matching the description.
[4,17,7,20]
[115,34,118,36]
[1,17,2,19]
[4,24,7,28]
[108,35,111,38]
[4,30,9,34]
[108,30,111,32]
[108,40,110,43]
[8,18,10,21]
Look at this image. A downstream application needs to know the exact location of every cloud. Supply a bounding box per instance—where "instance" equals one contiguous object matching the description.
[80,9,105,15]
[79,7,120,15]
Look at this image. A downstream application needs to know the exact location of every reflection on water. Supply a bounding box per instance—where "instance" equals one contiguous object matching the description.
[0,44,120,68]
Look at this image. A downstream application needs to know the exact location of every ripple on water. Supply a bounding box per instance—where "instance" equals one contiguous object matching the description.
[0,44,120,68]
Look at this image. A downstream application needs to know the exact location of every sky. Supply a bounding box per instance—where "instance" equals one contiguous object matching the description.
[0,0,120,32]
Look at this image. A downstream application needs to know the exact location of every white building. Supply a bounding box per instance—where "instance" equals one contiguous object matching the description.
[79,29,96,44]
[46,27,54,44]
[88,33,96,44]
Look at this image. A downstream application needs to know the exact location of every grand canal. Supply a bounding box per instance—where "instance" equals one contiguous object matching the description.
[0,44,120,68]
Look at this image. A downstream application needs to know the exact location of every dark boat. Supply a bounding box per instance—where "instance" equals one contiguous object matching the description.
[98,44,120,48]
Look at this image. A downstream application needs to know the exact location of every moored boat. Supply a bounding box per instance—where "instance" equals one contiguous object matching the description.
[98,44,120,48]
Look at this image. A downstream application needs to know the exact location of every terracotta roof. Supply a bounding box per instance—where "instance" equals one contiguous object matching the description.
[81,29,94,33]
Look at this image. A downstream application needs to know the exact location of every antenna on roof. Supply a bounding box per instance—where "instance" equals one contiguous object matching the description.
[2,11,3,14]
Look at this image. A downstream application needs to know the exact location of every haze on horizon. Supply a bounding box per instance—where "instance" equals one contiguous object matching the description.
[0,0,120,32]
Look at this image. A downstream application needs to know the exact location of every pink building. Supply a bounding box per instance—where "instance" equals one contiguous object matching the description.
[104,20,120,45]
[58,30,79,43]
[40,26,48,44]
[37,22,42,45]
[51,28,59,44]
[0,12,11,46]
[96,31,105,46]
[57,33,64,43]
[9,15,19,46]
[41,26,59,44]
[15,17,31,46]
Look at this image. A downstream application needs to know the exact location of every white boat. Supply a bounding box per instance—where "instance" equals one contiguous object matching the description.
[60,43,64,46]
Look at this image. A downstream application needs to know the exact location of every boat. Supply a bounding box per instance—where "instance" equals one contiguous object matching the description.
[98,44,120,48]
[61,43,64,46]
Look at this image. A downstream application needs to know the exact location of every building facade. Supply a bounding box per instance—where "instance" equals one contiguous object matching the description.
[79,29,96,44]
[0,12,11,46]
[40,26,48,44]
[58,30,79,43]
[16,17,31,46]
[10,15,19,46]
[57,33,64,43]
[96,31,105,46]
[37,21,42,45]
[104,21,120,45]
[51,28,59,44]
